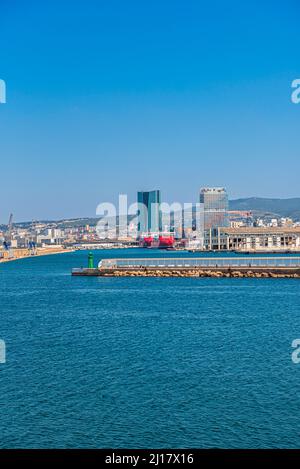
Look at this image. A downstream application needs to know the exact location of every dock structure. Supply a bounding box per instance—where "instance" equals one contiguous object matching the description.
[72,257,300,278]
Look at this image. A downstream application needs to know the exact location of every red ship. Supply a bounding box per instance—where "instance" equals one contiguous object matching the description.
[140,234,174,249]
[158,235,174,248]
[143,236,154,247]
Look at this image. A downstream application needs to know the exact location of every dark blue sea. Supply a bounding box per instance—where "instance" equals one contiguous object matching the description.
[0,248,300,448]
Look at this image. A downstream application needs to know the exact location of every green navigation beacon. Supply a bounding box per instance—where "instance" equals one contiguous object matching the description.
[88,252,94,269]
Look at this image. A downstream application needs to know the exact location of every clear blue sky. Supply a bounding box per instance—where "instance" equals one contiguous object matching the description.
[0,0,299,222]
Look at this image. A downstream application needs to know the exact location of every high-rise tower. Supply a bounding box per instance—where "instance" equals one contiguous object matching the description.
[137,190,161,235]
[200,187,229,230]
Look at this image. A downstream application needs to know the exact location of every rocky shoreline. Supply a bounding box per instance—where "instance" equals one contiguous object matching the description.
[99,269,300,278]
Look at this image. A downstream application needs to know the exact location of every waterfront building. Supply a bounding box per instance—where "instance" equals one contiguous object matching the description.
[137,190,161,235]
[200,187,229,230]
[203,226,300,251]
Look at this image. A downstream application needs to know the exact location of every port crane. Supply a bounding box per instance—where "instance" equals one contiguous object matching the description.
[3,213,14,258]
[28,219,37,255]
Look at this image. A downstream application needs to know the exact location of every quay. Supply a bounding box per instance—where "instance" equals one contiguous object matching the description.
[72,256,300,278]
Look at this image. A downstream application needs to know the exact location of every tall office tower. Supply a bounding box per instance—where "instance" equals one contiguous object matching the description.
[200,187,229,230]
[137,190,161,235]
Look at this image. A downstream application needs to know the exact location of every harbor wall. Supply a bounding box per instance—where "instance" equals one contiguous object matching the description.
[72,266,300,278]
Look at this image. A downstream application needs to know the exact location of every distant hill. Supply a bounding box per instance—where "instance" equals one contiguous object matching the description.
[229,197,300,221]
[2,198,300,229]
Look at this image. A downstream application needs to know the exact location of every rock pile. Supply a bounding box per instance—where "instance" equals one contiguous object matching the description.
[101,269,300,278]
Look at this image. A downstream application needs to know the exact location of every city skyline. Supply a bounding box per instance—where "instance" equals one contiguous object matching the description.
[2,190,300,225]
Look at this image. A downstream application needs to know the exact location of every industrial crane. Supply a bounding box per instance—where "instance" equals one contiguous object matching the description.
[28,219,37,255]
[3,213,14,258]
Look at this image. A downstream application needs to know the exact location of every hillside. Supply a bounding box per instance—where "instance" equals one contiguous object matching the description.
[229,197,300,220]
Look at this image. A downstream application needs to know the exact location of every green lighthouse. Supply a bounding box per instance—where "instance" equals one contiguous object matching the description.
[88,252,94,269]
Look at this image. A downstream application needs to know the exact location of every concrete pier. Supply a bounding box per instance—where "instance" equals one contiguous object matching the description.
[72,256,300,278]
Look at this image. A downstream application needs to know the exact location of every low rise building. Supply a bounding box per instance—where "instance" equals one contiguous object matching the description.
[204,227,300,251]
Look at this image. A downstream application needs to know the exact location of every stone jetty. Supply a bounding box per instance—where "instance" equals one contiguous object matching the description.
[72,255,300,278]
[72,267,300,278]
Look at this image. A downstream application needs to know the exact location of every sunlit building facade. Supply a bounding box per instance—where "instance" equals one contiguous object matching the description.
[200,187,229,230]
[204,226,300,251]
[137,190,161,235]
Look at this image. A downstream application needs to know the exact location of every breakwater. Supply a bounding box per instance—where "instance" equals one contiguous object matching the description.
[110,268,300,278]
[72,255,300,278]
[72,267,300,278]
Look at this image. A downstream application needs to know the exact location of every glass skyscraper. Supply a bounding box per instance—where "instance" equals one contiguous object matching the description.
[137,190,161,235]
[200,187,229,230]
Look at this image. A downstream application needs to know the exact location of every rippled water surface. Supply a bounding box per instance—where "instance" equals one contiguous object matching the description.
[0,249,300,448]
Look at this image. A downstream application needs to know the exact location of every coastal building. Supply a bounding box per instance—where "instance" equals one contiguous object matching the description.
[199,187,229,249]
[36,228,64,246]
[200,187,229,230]
[203,226,300,251]
[137,190,161,235]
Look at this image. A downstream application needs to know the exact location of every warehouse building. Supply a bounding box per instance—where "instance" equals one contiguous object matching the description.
[204,227,300,251]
